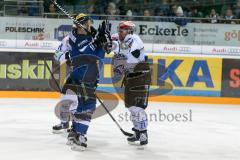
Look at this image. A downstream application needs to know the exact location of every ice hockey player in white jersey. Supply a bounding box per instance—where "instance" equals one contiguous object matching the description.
[52,33,78,134]
[111,21,151,147]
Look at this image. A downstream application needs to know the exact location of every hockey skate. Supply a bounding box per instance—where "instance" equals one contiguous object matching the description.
[71,134,87,151]
[52,122,69,134]
[127,128,148,148]
[66,129,78,146]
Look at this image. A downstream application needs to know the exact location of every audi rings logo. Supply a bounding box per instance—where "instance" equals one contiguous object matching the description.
[227,48,240,54]
[178,46,191,52]
[0,41,7,47]
[212,47,240,55]
[40,42,52,48]
[163,46,191,53]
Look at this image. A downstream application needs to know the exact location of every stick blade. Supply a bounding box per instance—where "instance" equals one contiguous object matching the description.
[121,129,134,137]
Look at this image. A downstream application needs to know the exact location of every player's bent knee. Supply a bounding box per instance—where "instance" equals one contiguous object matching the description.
[73,110,94,122]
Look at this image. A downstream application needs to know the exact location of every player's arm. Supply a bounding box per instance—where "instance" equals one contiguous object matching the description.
[110,33,120,54]
[126,35,144,59]
[54,35,70,63]
[77,20,112,56]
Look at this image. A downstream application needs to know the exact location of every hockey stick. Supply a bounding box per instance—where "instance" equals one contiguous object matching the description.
[51,0,89,33]
[45,60,133,137]
[96,96,133,137]
[45,59,62,92]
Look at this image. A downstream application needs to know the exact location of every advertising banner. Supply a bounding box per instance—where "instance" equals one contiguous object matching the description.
[0,51,55,91]
[151,56,222,96]
[2,39,240,56]
[99,55,222,97]
[0,39,60,50]
[201,46,240,56]
[0,51,223,97]
[1,17,240,47]
[221,59,240,97]
[135,22,240,47]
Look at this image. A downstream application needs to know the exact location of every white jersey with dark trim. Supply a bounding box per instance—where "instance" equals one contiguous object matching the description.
[111,33,145,72]
[55,35,70,64]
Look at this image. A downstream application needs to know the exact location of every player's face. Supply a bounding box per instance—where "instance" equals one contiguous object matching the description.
[85,19,93,32]
[118,29,128,41]
[77,20,93,35]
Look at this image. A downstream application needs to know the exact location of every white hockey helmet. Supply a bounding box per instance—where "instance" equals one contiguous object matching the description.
[118,21,136,33]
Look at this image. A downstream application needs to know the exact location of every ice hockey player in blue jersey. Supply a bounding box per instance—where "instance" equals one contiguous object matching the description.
[61,13,111,151]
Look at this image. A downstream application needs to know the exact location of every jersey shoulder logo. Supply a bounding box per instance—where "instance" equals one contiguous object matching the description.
[124,37,134,48]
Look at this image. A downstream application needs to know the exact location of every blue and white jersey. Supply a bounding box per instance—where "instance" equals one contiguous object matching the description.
[68,31,105,83]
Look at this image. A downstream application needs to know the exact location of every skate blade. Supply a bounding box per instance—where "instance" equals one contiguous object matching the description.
[137,144,147,150]
[128,141,138,146]
[66,136,76,146]
[52,129,68,134]
[128,141,147,150]
[71,144,86,151]
[52,130,62,134]
[66,140,73,146]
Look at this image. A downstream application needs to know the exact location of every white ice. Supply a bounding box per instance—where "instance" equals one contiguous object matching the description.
[0,98,240,160]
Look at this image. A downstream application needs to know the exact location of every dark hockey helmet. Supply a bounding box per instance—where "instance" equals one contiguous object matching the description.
[74,13,93,25]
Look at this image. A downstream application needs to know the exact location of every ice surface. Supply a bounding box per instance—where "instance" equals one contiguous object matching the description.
[0,98,239,160]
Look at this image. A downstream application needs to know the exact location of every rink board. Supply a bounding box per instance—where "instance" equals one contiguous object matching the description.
[0,51,239,103]
[0,91,240,105]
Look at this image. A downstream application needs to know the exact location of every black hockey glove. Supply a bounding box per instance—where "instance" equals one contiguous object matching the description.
[65,52,71,66]
[93,20,112,53]
[90,26,97,37]
[104,42,112,54]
